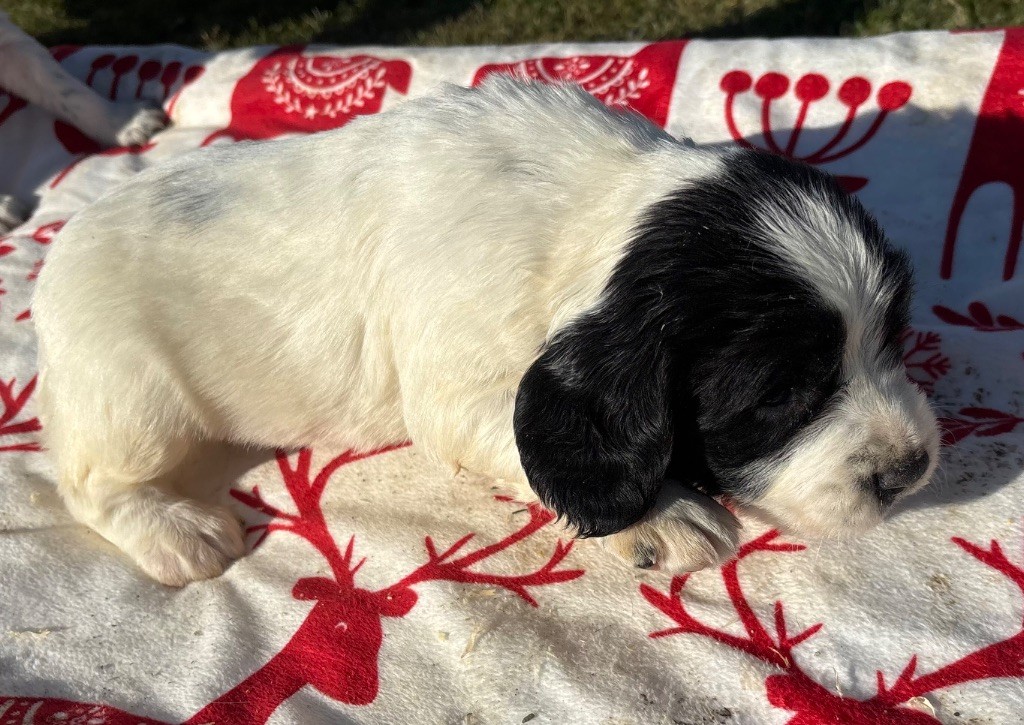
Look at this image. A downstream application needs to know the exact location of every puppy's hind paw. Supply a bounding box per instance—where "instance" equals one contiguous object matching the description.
[603,485,739,574]
[0,195,29,234]
[129,502,245,587]
[113,101,169,147]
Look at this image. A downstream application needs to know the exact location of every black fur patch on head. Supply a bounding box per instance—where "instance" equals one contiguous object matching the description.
[514,148,915,535]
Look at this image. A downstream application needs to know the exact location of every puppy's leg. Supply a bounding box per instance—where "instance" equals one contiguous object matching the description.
[0,20,167,147]
[0,194,28,234]
[41,376,244,586]
[602,483,739,572]
[55,440,245,587]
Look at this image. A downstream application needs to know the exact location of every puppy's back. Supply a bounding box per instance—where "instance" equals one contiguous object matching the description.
[33,78,717,451]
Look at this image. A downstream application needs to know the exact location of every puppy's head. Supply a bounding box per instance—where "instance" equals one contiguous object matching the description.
[514,149,939,540]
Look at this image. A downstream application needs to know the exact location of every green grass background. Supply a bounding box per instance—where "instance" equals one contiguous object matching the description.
[2,0,1022,50]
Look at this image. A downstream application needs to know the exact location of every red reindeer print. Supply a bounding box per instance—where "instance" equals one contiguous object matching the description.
[202,46,411,145]
[720,70,912,193]
[942,28,1024,280]
[1,447,581,723]
[901,328,951,395]
[940,407,1024,446]
[642,529,1024,724]
[0,376,41,453]
[183,447,582,723]
[473,41,687,128]
[934,301,1024,331]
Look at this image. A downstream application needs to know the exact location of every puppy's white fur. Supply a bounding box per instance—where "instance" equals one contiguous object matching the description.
[35,78,726,584]
[35,77,937,585]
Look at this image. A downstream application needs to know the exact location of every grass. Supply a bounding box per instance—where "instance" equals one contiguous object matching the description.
[1,0,1021,50]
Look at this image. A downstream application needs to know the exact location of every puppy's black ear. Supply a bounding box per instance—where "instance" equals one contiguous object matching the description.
[513,319,672,537]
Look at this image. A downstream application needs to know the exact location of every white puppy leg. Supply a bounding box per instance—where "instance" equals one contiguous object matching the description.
[0,194,27,234]
[39,363,244,587]
[0,16,167,146]
[602,484,739,572]
[56,438,245,587]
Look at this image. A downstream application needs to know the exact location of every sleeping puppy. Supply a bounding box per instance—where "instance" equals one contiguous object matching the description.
[33,76,939,586]
[0,11,168,232]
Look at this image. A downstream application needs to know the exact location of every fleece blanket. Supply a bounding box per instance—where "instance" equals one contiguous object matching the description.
[1,30,1023,725]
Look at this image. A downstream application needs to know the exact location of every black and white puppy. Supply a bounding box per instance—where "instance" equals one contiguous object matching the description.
[33,76,939,586]
[0,11,168,232]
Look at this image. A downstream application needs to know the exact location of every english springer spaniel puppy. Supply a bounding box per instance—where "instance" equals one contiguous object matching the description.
[33,76,939,586]
[0,11,167,232]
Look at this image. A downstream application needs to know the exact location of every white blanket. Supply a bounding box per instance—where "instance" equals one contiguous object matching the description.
[1,31,1023,724]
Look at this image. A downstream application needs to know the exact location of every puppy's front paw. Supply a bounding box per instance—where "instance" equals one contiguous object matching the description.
[112,101,169,147]
[602,485,739,573]
[128,502,245,587]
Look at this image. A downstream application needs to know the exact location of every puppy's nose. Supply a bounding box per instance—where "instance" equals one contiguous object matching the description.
[873,450,930,505]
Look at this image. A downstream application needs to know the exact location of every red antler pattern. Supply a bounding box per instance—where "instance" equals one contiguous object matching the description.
[382,495,579,607]
[182,447,582,724]
[0,376,41,453]
[720,71,911,193]
[901,329,951,395]
[642,529,1024,724]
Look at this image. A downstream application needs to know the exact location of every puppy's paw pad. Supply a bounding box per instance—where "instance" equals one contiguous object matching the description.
[114,103,169,147]
[132,503,244,587]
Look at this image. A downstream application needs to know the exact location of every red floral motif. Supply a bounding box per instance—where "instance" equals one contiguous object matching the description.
[942,28,1024,280]
[940,407,1024,446]
[81,53,204,105]
[203,45,411,145]
[901,329,951,395]
[473,41,687,128]
[933,302,1024,332]
[720,70,912,193]
[642,529,1024,724]
[0,376,41,453]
